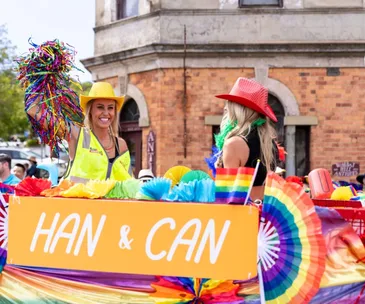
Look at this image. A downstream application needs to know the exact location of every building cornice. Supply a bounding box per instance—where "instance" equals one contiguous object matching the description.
[81,42,365,69]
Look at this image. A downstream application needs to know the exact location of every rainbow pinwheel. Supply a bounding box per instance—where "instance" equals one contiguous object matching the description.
[0,193,8,272]
[151,277,242,303]
[258,172,326,303]
[0,193,8,250]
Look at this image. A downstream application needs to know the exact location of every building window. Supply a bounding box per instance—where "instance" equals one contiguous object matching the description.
[116,0,138,20]
[296,126,310,177]
[212,125,220,146]
[120,99,140,122]
[239,0,283,7]
[268,94,285,145]
[119,98,142,177]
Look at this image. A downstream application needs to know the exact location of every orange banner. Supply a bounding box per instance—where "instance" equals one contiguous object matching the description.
[8,197,258,280]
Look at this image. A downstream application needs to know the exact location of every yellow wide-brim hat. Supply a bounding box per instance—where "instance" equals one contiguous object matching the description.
[80,82,125,112]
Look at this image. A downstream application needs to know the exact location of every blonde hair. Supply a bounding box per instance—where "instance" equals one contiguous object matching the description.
[221,101,277,171]
[84,99,121,152]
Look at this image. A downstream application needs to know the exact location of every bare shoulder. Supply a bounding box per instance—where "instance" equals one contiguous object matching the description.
[117,137,128,153]
[223,136,250,168]
[224,136,248,151]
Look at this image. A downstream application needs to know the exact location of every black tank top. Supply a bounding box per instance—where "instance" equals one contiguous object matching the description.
[240,128,277,186]
[108,138,120,163]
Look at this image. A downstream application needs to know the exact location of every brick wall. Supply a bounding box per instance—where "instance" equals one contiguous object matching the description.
[129,68,255,176]
[270,68,365,179]
[106,67,365,179]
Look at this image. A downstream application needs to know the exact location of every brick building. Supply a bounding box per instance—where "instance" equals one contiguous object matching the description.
[81,0,365,179]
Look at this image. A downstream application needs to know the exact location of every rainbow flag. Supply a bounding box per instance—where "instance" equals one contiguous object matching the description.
[0,182,14,194]
[215,167,255,204]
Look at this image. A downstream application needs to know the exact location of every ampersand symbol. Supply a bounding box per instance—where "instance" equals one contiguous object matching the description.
[119,225,134,250]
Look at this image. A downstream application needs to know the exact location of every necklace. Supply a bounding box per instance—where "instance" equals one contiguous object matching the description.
[91,127,114,152]
[102,135,114,151]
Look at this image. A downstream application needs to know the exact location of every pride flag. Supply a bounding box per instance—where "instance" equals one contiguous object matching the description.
[0,182,14,194]
[215,167,255,204]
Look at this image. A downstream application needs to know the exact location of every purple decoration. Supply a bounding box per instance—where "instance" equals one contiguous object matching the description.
[15,266,157,292]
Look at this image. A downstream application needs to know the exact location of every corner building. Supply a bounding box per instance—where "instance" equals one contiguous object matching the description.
[82,0,365,178]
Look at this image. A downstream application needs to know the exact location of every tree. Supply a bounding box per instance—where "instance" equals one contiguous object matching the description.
[71,80,93,96]
[0,25,28,140]
[0,26,92,141]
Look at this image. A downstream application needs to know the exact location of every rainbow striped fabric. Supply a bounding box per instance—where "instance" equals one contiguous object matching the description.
[215,167,255,204]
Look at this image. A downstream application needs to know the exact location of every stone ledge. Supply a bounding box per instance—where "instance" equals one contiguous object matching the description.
[304,0,363,8]
[204,115,318,126]
[284,116,318,126]
[205,116,222,126]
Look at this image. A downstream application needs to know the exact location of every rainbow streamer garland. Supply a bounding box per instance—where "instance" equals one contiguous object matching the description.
[215,167,255,204]
[15,39,84,157]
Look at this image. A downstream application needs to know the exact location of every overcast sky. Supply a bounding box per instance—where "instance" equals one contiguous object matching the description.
[0,0,95,82]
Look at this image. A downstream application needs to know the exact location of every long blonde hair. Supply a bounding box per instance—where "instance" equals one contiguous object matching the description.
[221,101,277,171]
[84,99,120,151]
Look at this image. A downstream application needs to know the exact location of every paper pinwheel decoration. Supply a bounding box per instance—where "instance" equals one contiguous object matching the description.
[258,172,326,303]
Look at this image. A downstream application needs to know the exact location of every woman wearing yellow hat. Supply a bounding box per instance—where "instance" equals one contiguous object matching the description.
[27,82,132,183]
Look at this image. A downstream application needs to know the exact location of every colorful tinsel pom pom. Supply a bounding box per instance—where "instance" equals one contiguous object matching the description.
[15,39,85,157]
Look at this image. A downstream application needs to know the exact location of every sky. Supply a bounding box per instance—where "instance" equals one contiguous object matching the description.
[0,0,95,82]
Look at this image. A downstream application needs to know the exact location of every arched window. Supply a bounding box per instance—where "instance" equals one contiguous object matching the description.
[119,98,142,177]
[268,94,285,145]
[120,99,140,122]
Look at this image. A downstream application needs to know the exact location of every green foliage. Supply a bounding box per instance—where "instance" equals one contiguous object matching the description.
[0,25,28,139]
[25,138,39,147]
[0,25,91,140]
[71,80,93,97]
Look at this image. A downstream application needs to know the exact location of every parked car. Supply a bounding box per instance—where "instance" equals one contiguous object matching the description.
[0,147,68,178]
[0,140,24,148]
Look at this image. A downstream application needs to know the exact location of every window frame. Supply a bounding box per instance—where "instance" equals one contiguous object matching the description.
[116,0,125,20]
[116,0,139,20]
[239,0,283,7]
[120,99,140,123]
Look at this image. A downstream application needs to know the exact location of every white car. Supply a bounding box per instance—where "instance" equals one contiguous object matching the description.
[0,147,68,178]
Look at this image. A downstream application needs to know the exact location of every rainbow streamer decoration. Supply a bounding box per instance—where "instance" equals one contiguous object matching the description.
[15,39,84,157]
[258,172,326,303]
[0,265,154,303]
[150,277,242,303]
[215,167,255,204]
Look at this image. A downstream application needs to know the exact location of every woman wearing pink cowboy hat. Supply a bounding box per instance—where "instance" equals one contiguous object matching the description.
[215,77,278,201]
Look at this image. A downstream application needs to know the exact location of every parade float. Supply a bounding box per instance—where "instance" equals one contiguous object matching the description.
[1,40,365,304]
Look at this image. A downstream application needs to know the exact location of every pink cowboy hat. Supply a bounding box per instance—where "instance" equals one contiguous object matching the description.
[216,77,278,122]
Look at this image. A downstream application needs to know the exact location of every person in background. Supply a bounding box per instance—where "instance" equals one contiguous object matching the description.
[138,169,154,183]
[13,163,26,180]
[0,154,21,185]
[356,174,365,190]
[26,156,39,178]
[275,167,286,177]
